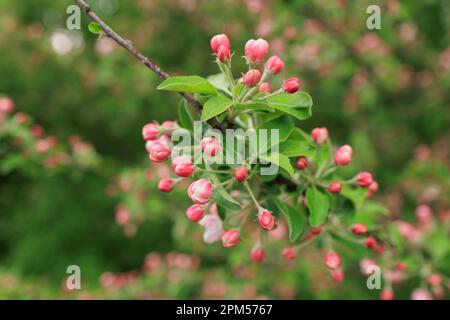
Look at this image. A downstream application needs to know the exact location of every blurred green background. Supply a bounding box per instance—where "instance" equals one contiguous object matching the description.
[0,0,449,299]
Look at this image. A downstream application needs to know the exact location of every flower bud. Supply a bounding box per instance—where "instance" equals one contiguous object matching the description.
[199,214,224,244]
[356,172,373,187]
[0,97,14,114]
[380,289,394,300]
[265,55,285,74]
[234,166,248,182]
[416,205,432,226]
[258,210,275,231]
[395,261,407,271]
[172,156,195,177]
[201,137,221,157]
[334,145,353,166]
[243,69,261,87]
[365,236,378,249]
[311,127,329,144]
[158,178,174,192]
[283,77,301,93]
[245,38,269,62]
[331,269,345,282]
[142,122,160,141]
[259,82,273,93]
[295,156,308,170]
[368,181,378,193]
[217,45,231,62]
[210,34,230,53]
[187,179,214,204]
[360,258,377,276]
[309,225,322,235]
[282,247,296,261]
[148,143,170,163]
[222,229,240,248]
[411,288,433,300]
[428,274,442,286]
[328,182,342,194]
[351,223,367,235]
[161,121,176,134]
[324,251,342,270]
[250,247,265,263]
[186,204,206,222]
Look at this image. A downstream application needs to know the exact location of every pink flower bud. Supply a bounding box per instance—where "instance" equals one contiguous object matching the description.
[352,223,367,235]
[368,181,378,193]
[282,247,296,261]
[161,121,176,134]
[250,247,265,263]
[148,143,171,163]
[245,38,269,62]
[234,166,248,182]
[283,77,301,93]
[416,205,432,226]
[265,55,285,74]
[365,236,378,249]
[324,251,342,270]
[201,137,221,157]
[0,97,14,114]
[380,289,394,300]
[395,261,407,271]
[210,34,231,53]
[259,82,273,93]
[115,205,130,226]
[243,69,261,87]
[360,258,377,275]
[31,125,44,138]
[310,225,323,235]
[142,122,160,141]
[331,269,345,282]
[311,127,329,144]
[295,156,308,170]
[217,45,231,62]
[188,179,213,204]
[258,210,275,231]
[428,274,442,286]
[173,156,195,177]
[221,229,240,248]
[334,145,353,166]
[356,172,373,187]
[411,288,433,300]
[158,178,174,192]
[186,204,206,222]
[328,182,342,194]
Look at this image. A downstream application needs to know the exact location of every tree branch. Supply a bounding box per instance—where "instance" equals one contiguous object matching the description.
[76,0,224,131]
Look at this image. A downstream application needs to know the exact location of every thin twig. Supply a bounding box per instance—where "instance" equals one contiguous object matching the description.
[76,0,224,131]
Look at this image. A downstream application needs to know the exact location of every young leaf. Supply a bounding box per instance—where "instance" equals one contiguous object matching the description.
[266,92,313,121]
[340,184,368,210]
[207,73,230,94]
[278,140,315,158]
[177,100,194,131]
[157,76,217,95]
[208,172,241,210]
[273,199,305,242]
[201,96,233,121]
[259,153,295,176]
[212,190,241,211]
[306,188,330,227]
[235,100,275,112]
[88,22,103,34]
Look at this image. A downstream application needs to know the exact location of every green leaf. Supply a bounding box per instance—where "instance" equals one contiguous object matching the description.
[88,22,103,35]
[289,128,310,141]
[340,184,368,210]
[257,116,294,154]
[201,96,233,121]
[216,204,227,221]
[1,154,24,174]
[207,73,230,94]
[212,190,241,211]
[157,76,217,95]
[306,188,330,227]
[259,152,294,176]
[177,100,194,131]
[278,140,315,158]
[235,100,275,112]
[265,92,313,121]
[273,199,305,242]
[208,172,241,210]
